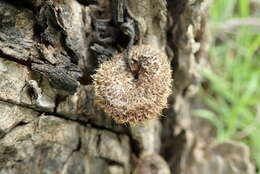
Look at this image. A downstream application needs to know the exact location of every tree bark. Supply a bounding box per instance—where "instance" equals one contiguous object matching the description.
[0,0,255,174]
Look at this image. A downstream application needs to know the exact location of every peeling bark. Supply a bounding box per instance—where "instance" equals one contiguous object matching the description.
[0,0,255,174]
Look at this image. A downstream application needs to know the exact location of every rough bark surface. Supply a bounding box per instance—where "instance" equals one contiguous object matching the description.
[0,0,255,174]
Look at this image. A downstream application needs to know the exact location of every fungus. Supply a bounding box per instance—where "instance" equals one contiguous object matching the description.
[92,45,172,125]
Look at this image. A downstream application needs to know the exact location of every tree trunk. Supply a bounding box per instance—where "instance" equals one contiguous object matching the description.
[0,0,255,174]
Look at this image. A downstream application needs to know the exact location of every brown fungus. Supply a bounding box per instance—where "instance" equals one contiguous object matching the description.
[92,45,172,125]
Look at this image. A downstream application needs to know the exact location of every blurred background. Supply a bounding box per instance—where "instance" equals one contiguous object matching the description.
[194,0,260,172]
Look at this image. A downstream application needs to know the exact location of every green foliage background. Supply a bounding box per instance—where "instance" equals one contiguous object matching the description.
[194,0,260,172]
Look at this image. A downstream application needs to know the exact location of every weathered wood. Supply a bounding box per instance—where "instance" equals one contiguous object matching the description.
[0,0,255,174]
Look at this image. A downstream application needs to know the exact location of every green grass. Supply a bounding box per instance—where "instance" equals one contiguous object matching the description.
[194,0,260,171]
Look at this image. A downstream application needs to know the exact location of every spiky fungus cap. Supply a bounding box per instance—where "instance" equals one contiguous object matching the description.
[92,45,172,125]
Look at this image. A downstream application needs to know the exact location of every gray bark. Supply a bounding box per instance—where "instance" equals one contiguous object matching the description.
[0,0,255,174]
